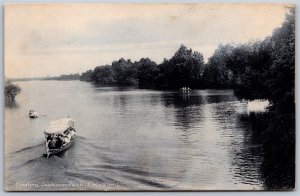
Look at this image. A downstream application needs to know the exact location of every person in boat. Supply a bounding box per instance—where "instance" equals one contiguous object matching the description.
[48,135,58,149]
[67,133,72,140]
[29,110,33,117]
[47,134,52,141]
[65,127,76,138]
[56,134,64,148]
[29,109,39,118]
[70,129,76,138]
[57,133,70,146]
[63,136,71,145]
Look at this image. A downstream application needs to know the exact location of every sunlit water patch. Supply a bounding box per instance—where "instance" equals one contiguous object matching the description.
[247,100,270,113]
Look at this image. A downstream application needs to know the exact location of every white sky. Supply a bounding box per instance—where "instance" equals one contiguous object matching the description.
[5,4,290,78]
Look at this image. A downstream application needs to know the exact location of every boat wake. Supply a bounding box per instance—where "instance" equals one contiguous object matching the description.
[5,136,171,191]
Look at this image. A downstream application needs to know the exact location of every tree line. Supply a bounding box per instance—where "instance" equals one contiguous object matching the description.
[81,9,294,113]
[44,73,81,81]
[80,45,205,89]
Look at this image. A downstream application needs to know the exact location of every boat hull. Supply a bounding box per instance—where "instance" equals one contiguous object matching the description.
[45,138,75,157]
[29,111,39,118]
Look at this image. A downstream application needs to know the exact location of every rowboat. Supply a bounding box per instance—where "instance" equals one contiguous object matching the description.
[29,109,39,118]
[180,87,191,93]
[44,118,77,158]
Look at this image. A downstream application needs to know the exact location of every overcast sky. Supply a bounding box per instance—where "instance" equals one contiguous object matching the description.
[5,4,289,78]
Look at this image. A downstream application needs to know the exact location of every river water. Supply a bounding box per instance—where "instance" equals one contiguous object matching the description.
[5,80,270,191]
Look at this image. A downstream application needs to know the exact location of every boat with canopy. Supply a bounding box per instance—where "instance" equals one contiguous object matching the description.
[44,117,77,158]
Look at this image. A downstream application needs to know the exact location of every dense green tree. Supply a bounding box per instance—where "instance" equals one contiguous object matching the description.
[267,8,295,112]
[155,45,205,88]
[92,65,116,85]
[231,8,295,111]
[111,58,138,86]
[232,40,273,100]
[80,70,93,82]
[203,44,234,88]
[135,58,158,88]
[5,81,21,100]
[56,73,80,80]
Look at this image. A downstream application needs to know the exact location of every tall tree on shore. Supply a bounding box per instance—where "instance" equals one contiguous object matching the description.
[80,70,93,82]
[135,58,158,88]
[231,40,273,100]
[156,45,205,88]
[231,8,295,111]
[112,58,138,86]
[267,8,295,112]
[92,65,116,85]
[4,80,21,103]
[203,44,234,88]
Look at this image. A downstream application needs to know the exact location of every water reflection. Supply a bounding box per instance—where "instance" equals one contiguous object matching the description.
[5,97,19,108]
[158,90,266,189]
[237,112,295,190]
[113,94,130,112]
[199,93,264,188]
[162,92,204,131]
[205,95,237,104]
[162,92,203,108]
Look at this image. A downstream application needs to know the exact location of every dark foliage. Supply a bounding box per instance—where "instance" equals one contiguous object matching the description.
[211,9,294,113]
[55,74,80,80]
[43,73,81,81]
[155,45,205,89]
[80,45,205,89]
[92,65,116,85]
[5,81,21,99]
[4,80,21,107]
[111,58,138,86]
[136,58,158,88]
[80,70,93,82]
[267,9,295,113]
[203,44,234,88]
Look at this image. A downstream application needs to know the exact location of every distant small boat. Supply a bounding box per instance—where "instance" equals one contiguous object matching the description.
[29,110,39,118]
[180,87,191,92]
[44,118,77,158]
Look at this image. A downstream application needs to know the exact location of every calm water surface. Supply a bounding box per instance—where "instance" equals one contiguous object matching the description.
[5,80,267,191]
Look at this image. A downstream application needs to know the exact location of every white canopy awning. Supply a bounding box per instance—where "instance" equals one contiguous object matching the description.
[44,118,74,134]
